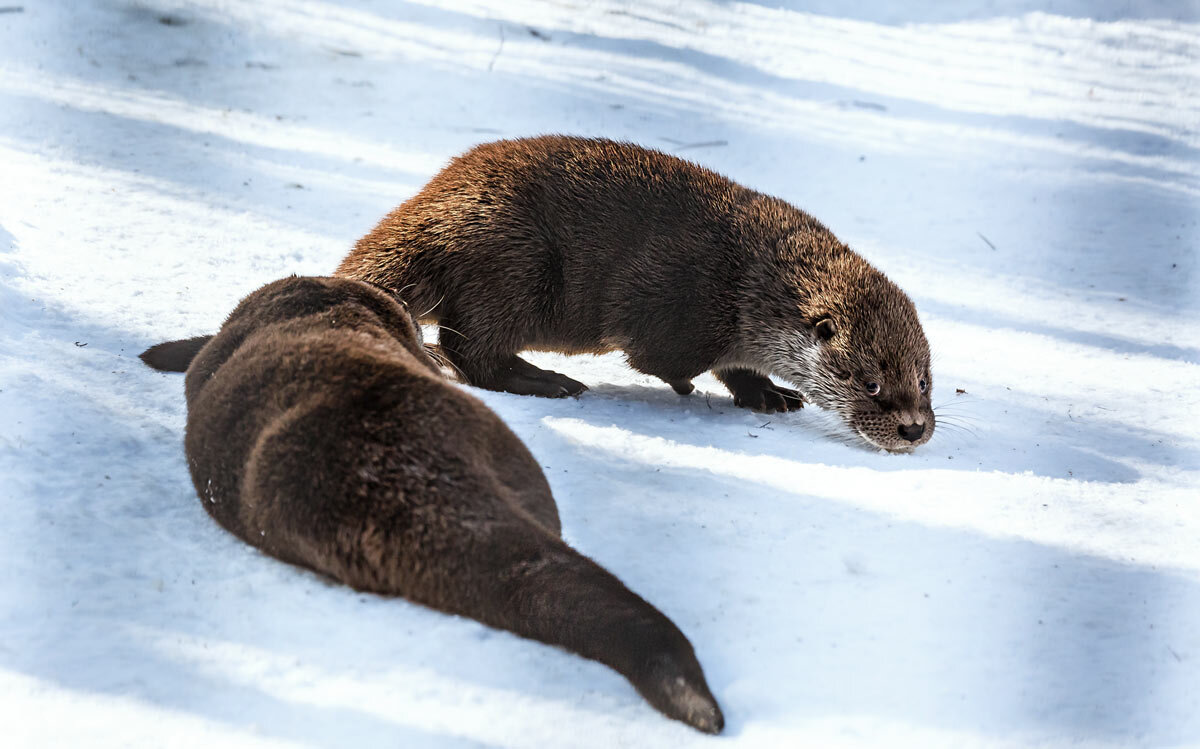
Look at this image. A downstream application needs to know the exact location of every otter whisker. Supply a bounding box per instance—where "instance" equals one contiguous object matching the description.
[934,410,979,422]
[933,407,980,418]
[932,399,980,409]
[436,323,471,340]
[934,413,982,428]
[931,415,979,427]
[935,412,979,423]
[933,404,980,417]
[424,342,450,365]
[429,348,468,381]
[420,293,446,319]
[932,422,979,439]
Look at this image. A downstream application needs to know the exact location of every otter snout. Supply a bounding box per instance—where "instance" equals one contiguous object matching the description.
[848,407,933,452]
[896,411,926,443]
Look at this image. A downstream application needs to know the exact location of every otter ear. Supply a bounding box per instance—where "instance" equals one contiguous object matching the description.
[814,317,837,341]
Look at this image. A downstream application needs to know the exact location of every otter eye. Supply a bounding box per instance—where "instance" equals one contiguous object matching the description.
[865,382,880,396]
[919,378,927,393]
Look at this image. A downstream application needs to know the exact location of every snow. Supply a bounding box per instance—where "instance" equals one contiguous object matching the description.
[1,1,1198,746]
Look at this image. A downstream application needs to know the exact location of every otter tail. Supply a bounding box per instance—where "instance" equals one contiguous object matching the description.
[139,335,213,372]
[303,513,723,733]
[502,540,725,733]
[415,524,723,733]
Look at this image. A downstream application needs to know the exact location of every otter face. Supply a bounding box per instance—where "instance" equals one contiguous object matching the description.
[813,317,935,452]
[750,275,935,453]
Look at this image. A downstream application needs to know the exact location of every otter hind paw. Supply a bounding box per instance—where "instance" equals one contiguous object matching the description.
[669,380,695,396]
[483,356,588,398]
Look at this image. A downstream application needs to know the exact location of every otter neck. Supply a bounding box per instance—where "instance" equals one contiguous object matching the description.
[722,288,822,392]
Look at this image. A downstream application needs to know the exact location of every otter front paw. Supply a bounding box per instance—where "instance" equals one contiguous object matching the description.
[716,369,803,413]
[478,355,588,398]
[734,382,803,413]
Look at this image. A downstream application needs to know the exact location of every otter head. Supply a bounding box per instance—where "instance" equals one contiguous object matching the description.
[746,253,935,453]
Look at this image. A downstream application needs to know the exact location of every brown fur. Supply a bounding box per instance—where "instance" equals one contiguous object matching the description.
[140,275,723,733]
[338,136,933,451]
[140,334,212,372]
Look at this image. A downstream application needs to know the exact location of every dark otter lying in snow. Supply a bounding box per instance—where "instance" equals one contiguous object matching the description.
[140,275,723,733]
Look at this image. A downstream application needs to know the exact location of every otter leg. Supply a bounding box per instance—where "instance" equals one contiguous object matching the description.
[622,349,700,399]
[669,380,695,396]
[438,318,587,398]
[715,368,803,413]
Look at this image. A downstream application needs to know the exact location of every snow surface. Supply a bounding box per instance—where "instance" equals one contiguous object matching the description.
[2,1,1199,746]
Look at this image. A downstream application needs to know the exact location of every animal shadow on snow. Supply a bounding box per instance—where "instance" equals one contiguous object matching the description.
[568,380,1178,484]
[524,428,1200,744]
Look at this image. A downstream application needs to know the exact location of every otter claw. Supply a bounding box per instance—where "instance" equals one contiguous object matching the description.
[719,369,803,413]
[476,356,588,398]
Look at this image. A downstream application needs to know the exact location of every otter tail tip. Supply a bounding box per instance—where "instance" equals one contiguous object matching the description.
[637,652,725,734]
[680,689,725,735]
[139,335,213,372]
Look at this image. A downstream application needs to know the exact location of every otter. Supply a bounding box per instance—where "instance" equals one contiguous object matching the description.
[139,276,723,733]
[338,136,934,452]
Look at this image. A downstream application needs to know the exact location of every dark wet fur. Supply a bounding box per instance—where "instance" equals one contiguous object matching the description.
[139,276,723,733]
[338,136,933,445]
[336,136,799,408]
[139,335,213,372]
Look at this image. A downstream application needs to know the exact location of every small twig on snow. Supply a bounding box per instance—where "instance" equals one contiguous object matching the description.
[488,23,506,72]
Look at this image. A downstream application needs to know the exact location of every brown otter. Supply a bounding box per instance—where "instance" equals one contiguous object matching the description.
[337,136,934,452]
[139,275,723,733]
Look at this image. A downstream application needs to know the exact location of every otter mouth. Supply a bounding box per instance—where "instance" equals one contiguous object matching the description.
[852,431,909,454]
[853,421,934,454]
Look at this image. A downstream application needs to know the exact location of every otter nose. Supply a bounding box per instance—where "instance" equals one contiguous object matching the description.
[897,422,925,442]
